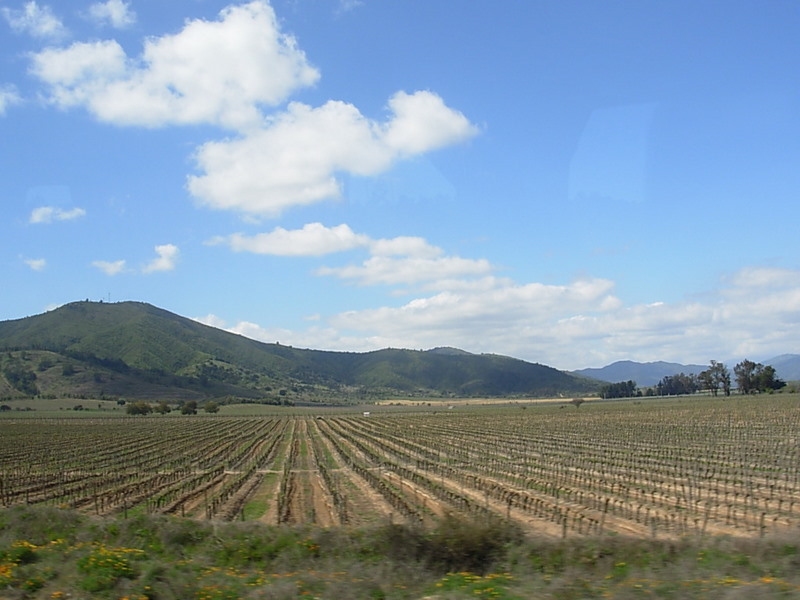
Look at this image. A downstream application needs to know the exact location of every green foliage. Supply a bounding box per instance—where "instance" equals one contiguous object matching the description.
[735,359,786,394]
[699,360,732,396]
[655,372,699,396]
[600,380,638,399]
[0,356,38,396]
[1,506,800,600]
[430,572,520,599]
[76,544,144,591]
[180,400,198,415]
[125,401,153,415]
[376,515,523,575]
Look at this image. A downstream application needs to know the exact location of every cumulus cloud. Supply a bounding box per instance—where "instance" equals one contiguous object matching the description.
[30,1,319,131]
[92,259,126,275]
[2,1,67,39]
[23,257,46,271]
[724,266,800,290]
[214,223,370,256]
[369,236,443,259]
[189,91,477,216]
[202,265,800,371]
[382,91,479,156]
[142,244,179,273]
[318,255,493,287]
[0,86,22,115]
[27,2,476,218]
[331,277,620,337]
[212,223,490,286]
[87,0,136,28]
[29,205,86,223]
[193,314,229,330]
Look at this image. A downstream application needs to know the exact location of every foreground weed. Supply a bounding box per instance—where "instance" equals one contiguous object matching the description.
[430,572,520,599]
[76,544,146,592]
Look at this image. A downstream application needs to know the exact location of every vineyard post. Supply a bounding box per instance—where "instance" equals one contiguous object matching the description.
[600,498,609,533]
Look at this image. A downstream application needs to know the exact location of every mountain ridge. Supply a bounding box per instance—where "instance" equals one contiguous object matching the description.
[0,300,598,403]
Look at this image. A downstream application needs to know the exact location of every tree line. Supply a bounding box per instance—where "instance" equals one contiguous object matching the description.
[601,359,786,399]
[125,399,220,415]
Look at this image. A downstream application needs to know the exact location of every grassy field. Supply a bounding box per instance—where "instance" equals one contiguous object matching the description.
[1,394,800,598]
[1,505,800,599]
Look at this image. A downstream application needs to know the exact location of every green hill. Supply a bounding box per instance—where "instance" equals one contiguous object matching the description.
[0,300,598,403]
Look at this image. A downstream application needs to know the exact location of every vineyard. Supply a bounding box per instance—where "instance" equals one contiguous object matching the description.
[2,395,800,540]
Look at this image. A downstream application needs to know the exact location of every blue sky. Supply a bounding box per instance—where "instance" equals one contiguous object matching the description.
[2,0,799,370]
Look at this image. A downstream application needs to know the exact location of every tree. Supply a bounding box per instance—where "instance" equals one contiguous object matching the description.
[734,359,786,394]
[699,360,731,397]
[203,401,220,414]
[126,401,153,415]
[153,401,172,415]
[656,373,699,396]
[600,380,638,399]
[180,400,198,415]
[757,365,785,392]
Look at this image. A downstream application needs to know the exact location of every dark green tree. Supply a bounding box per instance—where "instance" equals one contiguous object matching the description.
[734,360,786,394]
[656,373,699,396]
[600,380,638,399]
[757,365,785,392]
[126,401,153,415]
[699,360,731,397]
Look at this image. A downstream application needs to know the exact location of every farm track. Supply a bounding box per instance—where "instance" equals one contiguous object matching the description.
[2,397,800,539]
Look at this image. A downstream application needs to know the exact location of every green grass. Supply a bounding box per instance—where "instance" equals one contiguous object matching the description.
[241,472,278,521]
[1,506,800,599]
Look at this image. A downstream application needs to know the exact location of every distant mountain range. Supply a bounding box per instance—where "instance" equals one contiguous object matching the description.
[0,301,599,403]
[573,361,708,387]
[574,356,800,387]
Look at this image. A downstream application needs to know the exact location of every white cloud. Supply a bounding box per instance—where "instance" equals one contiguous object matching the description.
[92,259,126,275]
[23,257,46,271]
[193,314,230,330]
[369,236,442,259]
[318,255,493,286]
[142,244,179,273]
[216,223,370,256]
[382,91,479,156]
[725,266,800,290]
[188,91,477,217]
[87,0,135,28]
[2,1,67,39]
[0,85,22,115]
[206,265,800,371]
[27,2,475,218]
[212,223,490,286]
[30,1,319,131]
[29,205,86,223]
